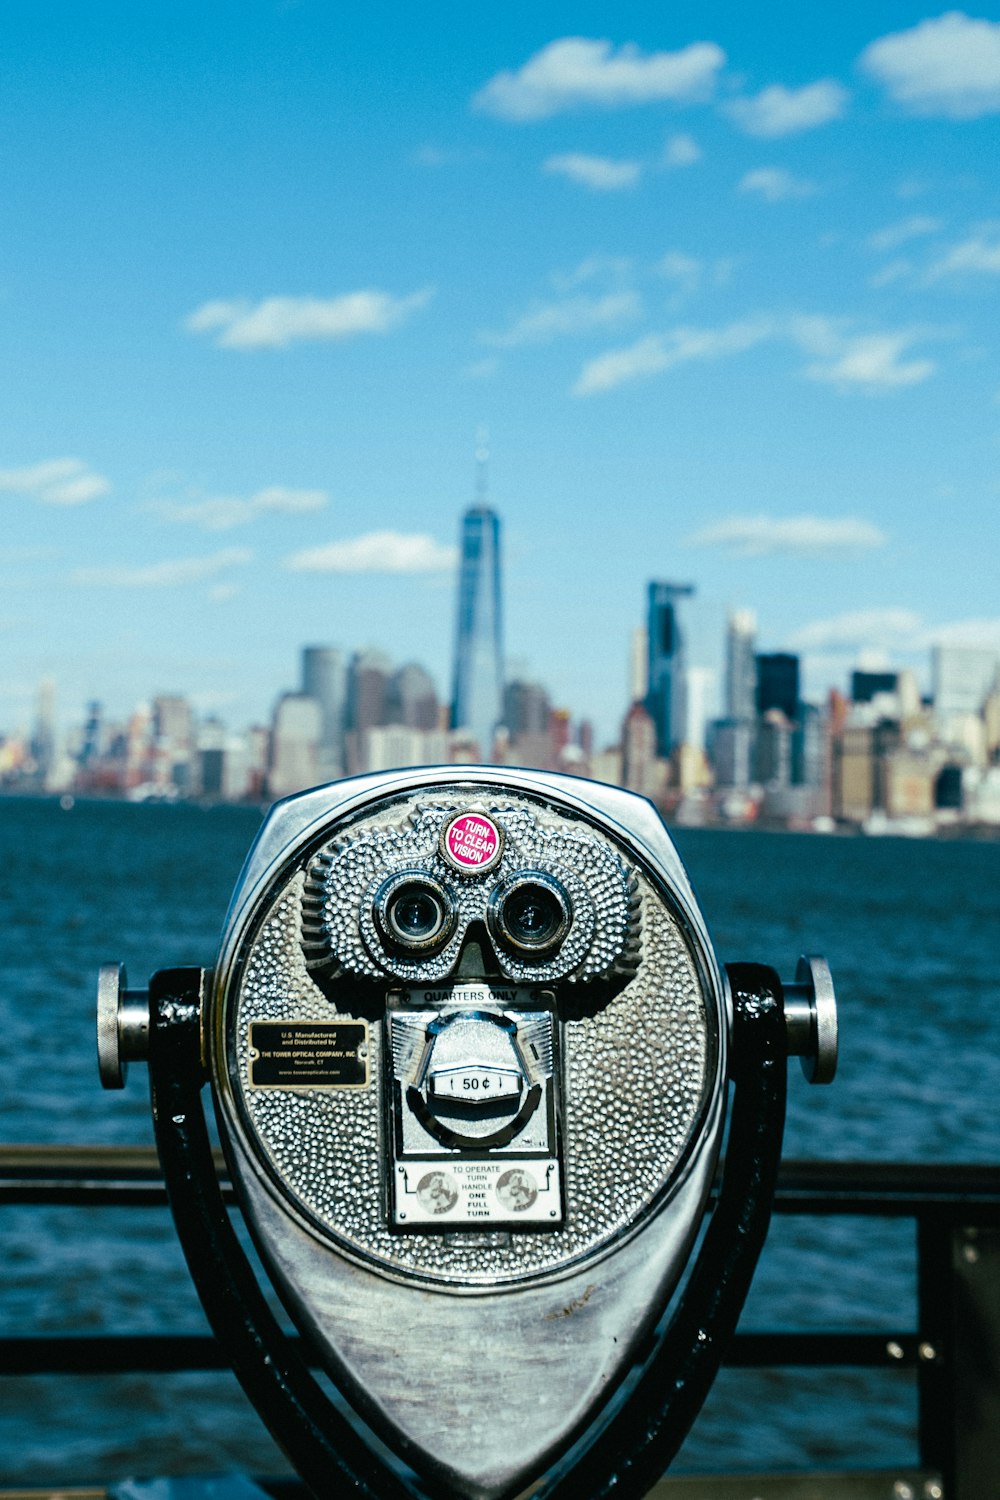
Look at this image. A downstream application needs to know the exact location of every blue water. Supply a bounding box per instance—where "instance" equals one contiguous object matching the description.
[1,799,998,1484]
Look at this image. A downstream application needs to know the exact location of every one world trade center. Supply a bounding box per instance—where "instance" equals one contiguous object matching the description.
[451,455,504,761]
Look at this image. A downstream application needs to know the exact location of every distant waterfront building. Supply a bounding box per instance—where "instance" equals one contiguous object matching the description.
[711,719,754,790]
[684,666,713,754]
[629,626,648,704]
[550,708,572,760]
[196,717,227,798]
[302,646,346,779]
[451,503,504,762]
[756,653,800,722]
[361,725,448,773]
[503,678,551,738]
[645,581,695,757]
[78,701,103,770]
[754,709,793,788]
[622,700,660,800]
[348,648,391,732]
[152,694,194,793]
[932,645,1000,721]
[590,745,624,788]
[725,610,757,723]
[851,669,898,704]
[387,662,439,731]
[31,676,57,785]
[269,693,322,798]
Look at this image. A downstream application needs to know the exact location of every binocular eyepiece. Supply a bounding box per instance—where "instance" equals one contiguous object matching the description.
[98,766,836,1500]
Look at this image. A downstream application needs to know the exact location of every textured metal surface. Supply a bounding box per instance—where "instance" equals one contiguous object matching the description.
[204,769,729,1498]
[213,769,720,1001]
[146,968,418,1500]
[538,964,789,1500]
[301,798,637,985]
[227,789,712,1286]
[230,1115,721,1499]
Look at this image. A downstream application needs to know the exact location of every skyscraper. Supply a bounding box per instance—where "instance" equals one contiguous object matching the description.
[269,693,322,798]
[387,662,439,730]
[756,653,800,721]
[347,648,392,733]
[725,609,757,723]
[932,645,1000,720]
[451,444,504,761]
[301,645,346,778]
[645,581,694,757]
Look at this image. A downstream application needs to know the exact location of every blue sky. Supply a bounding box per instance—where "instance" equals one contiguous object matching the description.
[1,2,999,744]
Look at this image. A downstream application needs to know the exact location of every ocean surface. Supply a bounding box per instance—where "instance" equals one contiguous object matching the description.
[1,796,999,1485]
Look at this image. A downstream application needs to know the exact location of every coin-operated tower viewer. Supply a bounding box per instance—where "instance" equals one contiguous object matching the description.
[98,766,837,1500]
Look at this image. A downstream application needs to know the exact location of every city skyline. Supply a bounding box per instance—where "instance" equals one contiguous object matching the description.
[0,4,998,745]
[10,592,999,837]
[2,523,998,748]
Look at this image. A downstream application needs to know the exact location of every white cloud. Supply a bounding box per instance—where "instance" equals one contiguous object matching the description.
[184,289,434,350]
[687,516,889,558]
[869,259,914,288]
[151,486,328,531]
[927,616,1000,649]
[791,316,936,389]
[868,214,943,251]
[285,531,457,574]
[572,335,672,395]
[72,548,251,588]
[860,12,1000,118]
[0,457,110,505]
[572,313,937,397]
[543,153,641,190]
[551,254,634,291]
[790,607,920,649]
[738,167,817,202]
[926,228,1000,278]
[657,251,703,292]
[663,131,702,166]
[472,36,726,121]
[809,336,934,389]
[485,290,641,348]
[572,318,774,396]
[795,612,1000,660]
[725,79,848,137]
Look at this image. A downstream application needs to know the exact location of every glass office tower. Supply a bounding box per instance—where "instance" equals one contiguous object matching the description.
[451,506,504,761]
[646,581,695,757]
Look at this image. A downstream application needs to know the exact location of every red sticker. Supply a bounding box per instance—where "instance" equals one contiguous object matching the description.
[442,812,503,874]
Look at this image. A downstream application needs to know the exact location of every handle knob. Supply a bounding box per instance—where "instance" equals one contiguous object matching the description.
[97,962,149,1089]
[783,954,838,1084]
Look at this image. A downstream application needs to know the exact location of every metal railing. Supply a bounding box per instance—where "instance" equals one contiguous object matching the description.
[2,1147,998,1500]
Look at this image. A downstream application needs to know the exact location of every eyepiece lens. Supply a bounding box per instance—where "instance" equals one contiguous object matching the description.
[491,875,571,957]
[504,887,562,946]
[389,889,442,941]
[374,873,455,955]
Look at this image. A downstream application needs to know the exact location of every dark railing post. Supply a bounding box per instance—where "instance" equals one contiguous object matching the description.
[919,1218,1000,1500]
[916,1216,956,1489]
